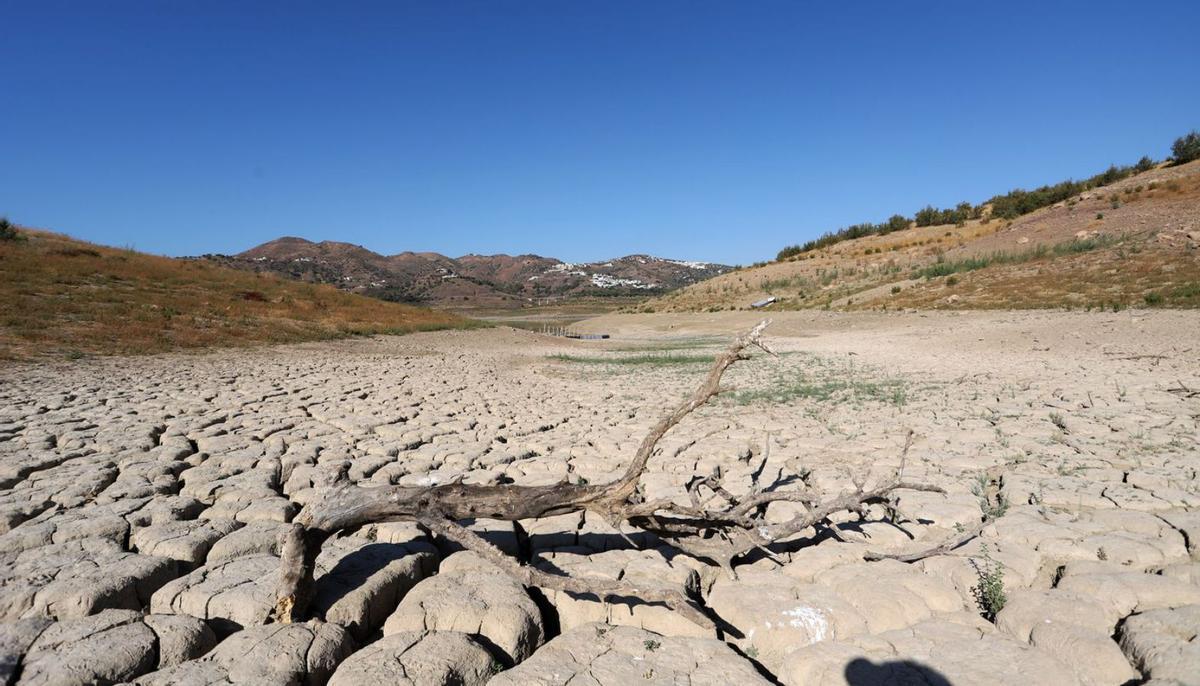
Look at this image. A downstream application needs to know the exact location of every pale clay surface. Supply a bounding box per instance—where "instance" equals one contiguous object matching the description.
[0,310,1197,685]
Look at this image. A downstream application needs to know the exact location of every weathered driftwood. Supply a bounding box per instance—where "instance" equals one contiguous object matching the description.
[274,320,984,629]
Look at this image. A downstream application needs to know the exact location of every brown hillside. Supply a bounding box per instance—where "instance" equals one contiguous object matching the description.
[0,229,476,361]
[645,159,1200,312]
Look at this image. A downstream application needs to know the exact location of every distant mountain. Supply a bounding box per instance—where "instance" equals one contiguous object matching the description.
[196,238,731,308]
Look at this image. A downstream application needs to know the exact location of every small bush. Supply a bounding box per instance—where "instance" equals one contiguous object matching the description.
[0,218,18,241]
[972,544,1007,622]
[891,285,902,294]
[946,276,959,286]
[1172,130,1200,164]
[1144,291,1164,306]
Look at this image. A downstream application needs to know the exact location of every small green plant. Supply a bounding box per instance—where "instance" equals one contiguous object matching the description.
[489,659,505,675]
[891,285,902,294]
[1144,291,1163,306]
[746,645,759,659]
[1049,412,1068,432]
[1173,282,1200,300]
[643,639,661,652]
[1096,213,1104,220]
[65,349,86,360]
[946,276,959,287]
[972,544,1007,621]
[547,353,711,367]
[970,473,1009,519]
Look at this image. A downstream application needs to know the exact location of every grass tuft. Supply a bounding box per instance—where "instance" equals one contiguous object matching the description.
[548,352,712,367]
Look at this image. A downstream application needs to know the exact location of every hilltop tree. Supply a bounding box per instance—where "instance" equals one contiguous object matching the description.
[1172,131,1200,164]
[0,218,17,241]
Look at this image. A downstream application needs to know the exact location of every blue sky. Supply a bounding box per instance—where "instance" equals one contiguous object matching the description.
[2,1,1197,264]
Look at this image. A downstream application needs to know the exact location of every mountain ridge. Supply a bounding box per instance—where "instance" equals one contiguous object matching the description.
[197,239,731,309]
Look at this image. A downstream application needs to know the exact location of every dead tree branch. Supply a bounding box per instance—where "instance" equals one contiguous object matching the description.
[274,319,979,628]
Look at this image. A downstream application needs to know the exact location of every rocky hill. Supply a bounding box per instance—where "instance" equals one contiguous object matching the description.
[199,240,730,309]
[645,159,1200,313]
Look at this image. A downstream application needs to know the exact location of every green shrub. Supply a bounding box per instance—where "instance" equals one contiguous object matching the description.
[972,544,1007,622]
[891,285,902,294]
[775,143,1162,258]
[1172,130,1200,164]
[915,202,977,227]
[1144,291,1164,306]
[776,245,804,261]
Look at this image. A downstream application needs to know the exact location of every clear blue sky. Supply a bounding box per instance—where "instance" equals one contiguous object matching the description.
[2,1,1197,264]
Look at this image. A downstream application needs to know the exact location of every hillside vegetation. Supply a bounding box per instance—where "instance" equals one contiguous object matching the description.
[0,228,477,360]
[644,157,1200,313]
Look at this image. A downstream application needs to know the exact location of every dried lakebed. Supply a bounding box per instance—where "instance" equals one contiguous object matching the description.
[0,310,1197,685]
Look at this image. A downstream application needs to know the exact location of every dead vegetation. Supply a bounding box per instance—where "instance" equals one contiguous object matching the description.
[274,322,990,630]
[0,228,480,360]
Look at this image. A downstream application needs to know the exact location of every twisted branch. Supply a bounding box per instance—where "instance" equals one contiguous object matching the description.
[273,320,983,629]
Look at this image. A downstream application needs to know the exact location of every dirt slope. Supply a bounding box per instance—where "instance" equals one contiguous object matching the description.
[0,229,475,360]
[646,160,1200,313]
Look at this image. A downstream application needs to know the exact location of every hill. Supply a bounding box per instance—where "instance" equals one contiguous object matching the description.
[644,159,1200,313]
[199,240,730,310]
[0,228,476,360]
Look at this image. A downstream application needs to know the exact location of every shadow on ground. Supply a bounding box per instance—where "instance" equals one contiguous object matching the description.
[845,657,952,685]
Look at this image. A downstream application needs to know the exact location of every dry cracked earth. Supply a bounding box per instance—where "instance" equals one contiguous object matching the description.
[1,310,1198,685]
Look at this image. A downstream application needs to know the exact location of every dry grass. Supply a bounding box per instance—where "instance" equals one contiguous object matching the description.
[0,229,481,361]
[876,245,1200,311]
[643,160,1200,313]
